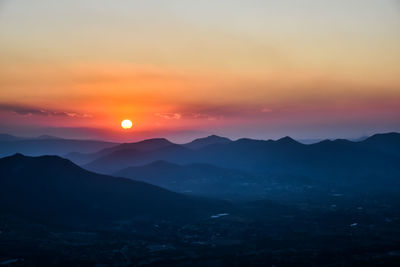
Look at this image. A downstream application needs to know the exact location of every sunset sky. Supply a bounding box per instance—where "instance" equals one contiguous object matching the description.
[1,0,399,142]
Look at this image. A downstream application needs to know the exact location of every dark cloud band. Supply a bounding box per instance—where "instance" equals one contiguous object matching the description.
[0,103,92,118]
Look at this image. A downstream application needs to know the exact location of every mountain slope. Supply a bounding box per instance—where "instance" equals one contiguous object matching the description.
[65,138,174,165]
[183,135,232,150]
[193,136,400,175]
[114,160,257,197]
[0,154,232,226]
[0,138,117,157]
[360,132,400,158]
[84,134,400,178]
[84,144,194,173]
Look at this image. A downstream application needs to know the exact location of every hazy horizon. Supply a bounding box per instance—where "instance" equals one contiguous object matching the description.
[0,128,393,144]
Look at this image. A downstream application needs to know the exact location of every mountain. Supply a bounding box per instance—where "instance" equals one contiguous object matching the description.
[0,133,61,142]
[65,138,174,165]
[35,134,62,140]
[85,133,400,179]
[360,132,400,158]
[0,154,232,226]
[0,138,118,157]
[114,160,258,197]
[192,136,400,176]
[66,136,231,166]
[84,144,193,174]
[183,135,232,149]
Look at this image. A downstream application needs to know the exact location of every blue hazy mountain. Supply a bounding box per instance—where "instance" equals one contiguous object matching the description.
[65,138,173,165]
[360,132,400,157]
[84,144,192,173]
[0,154,233,226]
[0,137,117,157]
[83,133,400,176]
[183,135,232,149]
[35,134,62,140]
[65,136,231,165]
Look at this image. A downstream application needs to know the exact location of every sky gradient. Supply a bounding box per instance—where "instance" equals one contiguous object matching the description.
[1,0,399,142]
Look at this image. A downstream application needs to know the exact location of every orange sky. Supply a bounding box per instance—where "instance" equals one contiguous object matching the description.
[0,0,399,141]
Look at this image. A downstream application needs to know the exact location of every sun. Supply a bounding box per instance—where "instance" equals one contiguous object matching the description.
[121,119,133,129]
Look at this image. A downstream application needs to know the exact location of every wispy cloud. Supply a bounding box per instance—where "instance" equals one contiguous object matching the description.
[0,103,92,118]
[154,112,182,120]
[155,104,274,121]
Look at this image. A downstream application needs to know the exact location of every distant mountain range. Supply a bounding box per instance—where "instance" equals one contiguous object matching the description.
[1,132,399,198]
[183,135,232,149]
[65,138,175,165]
[66,135,232,165]
[0,154,232,226]
[0,135,117,157]
[80,133,400,176]
[0,134,233,163]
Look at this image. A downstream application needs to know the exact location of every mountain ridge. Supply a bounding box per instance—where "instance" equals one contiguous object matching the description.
[84,132,400,175]
[0,153,233,226]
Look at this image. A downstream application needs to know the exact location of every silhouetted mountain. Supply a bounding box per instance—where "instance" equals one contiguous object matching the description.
[35,134,62,140]
[0,138,117,157]
[115,160,258,197]
[65,138,174,165]
[69,136,232,168]
[84,144,193,173]
[0,154,232,226]
[85,133,400,179]
[101,138,173,153]
[275,136,300,145]
[360,132,400,157]
[184,135,232,149]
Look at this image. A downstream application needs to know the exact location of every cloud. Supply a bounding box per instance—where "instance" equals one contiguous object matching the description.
[154,104,274,121]
[0,103,92,118]
[154,112,182,120]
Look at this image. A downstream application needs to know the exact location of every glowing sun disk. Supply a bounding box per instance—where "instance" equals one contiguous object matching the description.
[121,119,133,129]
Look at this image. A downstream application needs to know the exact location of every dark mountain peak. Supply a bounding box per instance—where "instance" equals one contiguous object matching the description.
[364,132,400,142]
[7,152,25,159]
[6,153,35,160]
[360,132,400,157]
[205,134,231,140]
[233,138,266,147]
[107,138,174,154]
[121,138,173,148]
[184,135,231,149]
[137,137,172,144]
[2,153,77,168]
[276,136,299,145]
[36,135,62,140]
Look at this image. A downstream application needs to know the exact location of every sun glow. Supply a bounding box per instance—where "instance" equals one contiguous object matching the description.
[121,119,133,129]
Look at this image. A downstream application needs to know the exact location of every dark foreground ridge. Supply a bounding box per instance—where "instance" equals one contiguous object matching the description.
[0,154,232,226]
